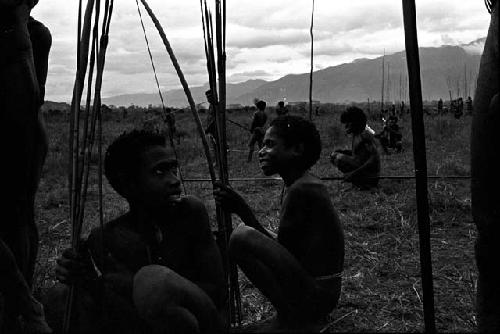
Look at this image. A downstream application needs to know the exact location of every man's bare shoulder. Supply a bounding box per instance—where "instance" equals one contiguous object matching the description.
[287,174,329,199]
[176,195,208,220]
[28,17,52,46]
[174,195,211,232]
[87,213,138,248]
[86,213,149,270]
[359,129,377,143]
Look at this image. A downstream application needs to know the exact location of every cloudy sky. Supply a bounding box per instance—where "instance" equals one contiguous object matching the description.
[32,0,492,102]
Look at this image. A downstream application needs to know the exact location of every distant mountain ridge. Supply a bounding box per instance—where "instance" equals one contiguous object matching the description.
[100,41,483,107]
[102,79,268,108]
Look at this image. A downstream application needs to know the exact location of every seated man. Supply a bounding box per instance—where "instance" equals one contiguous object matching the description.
[376,115,402,154]
[214,116,344,331]
[386,115,403,153]
[330,106,380,189]
[50,130,226,334]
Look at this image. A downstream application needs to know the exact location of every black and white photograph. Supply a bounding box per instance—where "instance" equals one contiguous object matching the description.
[0,0,498,332]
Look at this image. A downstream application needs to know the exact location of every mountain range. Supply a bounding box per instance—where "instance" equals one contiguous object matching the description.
[99,40,483,108]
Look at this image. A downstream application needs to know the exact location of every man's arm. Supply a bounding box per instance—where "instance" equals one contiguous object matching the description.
[28,17,51,106]
[249,113,257,133]
[213,183,274,238]
[86,226,140,301]
[29,20,51,192]
[346,138,379,180]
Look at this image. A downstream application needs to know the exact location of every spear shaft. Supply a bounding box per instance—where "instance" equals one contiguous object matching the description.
[401,1,436,332]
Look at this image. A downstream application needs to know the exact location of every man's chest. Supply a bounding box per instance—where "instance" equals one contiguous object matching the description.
[143,228,197,278]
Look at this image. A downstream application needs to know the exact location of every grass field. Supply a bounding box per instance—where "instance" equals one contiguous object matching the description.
[34,105,475,332]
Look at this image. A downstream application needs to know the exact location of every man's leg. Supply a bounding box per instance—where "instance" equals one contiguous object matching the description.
[257,134,264,149]
[43,283,146,334]
[133,265,222,334]
[247,135,256,162]
[0,238,51,333]
[228,225,337,324]
[378,136,390,154]
[331,153,361,174]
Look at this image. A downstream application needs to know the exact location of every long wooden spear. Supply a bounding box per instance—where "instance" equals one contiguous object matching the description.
[200,0,242,325]
[215,0,243,325]
[139,0,216,183]
[308,0,315,120]
[64,0,115,331]
[401,1,436,332]
[64,0,97,332]
[380,51,385,112]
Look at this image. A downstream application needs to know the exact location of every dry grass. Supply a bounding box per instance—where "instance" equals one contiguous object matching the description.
[34,105,475,332]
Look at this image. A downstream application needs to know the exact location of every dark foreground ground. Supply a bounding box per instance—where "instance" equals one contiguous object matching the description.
[34,107,475,332]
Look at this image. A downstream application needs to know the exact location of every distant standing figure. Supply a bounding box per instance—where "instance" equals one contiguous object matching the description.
[437,98,443,115]
[247,100,268,162]
[465,96,473,115]
[399,101,405,118]
[204,89,223,167]
[204,90,217,140]
[164,108,180,145]
[390,104,396,116]
[455,97,464,119]
[330,107,381,189]
[276,101,288,116]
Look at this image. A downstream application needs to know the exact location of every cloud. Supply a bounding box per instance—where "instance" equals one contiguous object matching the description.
[32,0,492,102]
[228,70,274,83]
[462,38,486,55]
[228,26,308,49]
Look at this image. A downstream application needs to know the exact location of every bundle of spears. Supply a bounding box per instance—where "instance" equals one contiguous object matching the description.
[63,0,242,330]
[64,0,114,332]
[200,0,243,326]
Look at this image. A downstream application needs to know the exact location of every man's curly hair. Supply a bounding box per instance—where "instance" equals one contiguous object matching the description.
[340,106,367,134]
[269,115,321,171]
[104,130,166,197]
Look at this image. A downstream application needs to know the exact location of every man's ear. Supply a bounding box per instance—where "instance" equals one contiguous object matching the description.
[292,142,305,158]
[116,173,138,199]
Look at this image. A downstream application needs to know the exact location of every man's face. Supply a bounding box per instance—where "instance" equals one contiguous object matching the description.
[134,145,181,209]
[344,121,353,134]
[258,126,295,176]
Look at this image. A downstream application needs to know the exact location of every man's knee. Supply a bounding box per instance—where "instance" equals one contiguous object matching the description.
[133,265,180,317]
[228,224,257,259]
[133,265,204,333]
[42,284,99,333]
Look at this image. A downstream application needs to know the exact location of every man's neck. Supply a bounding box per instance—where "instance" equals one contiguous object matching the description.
[129,203,160,228]
[280,169,307,187]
